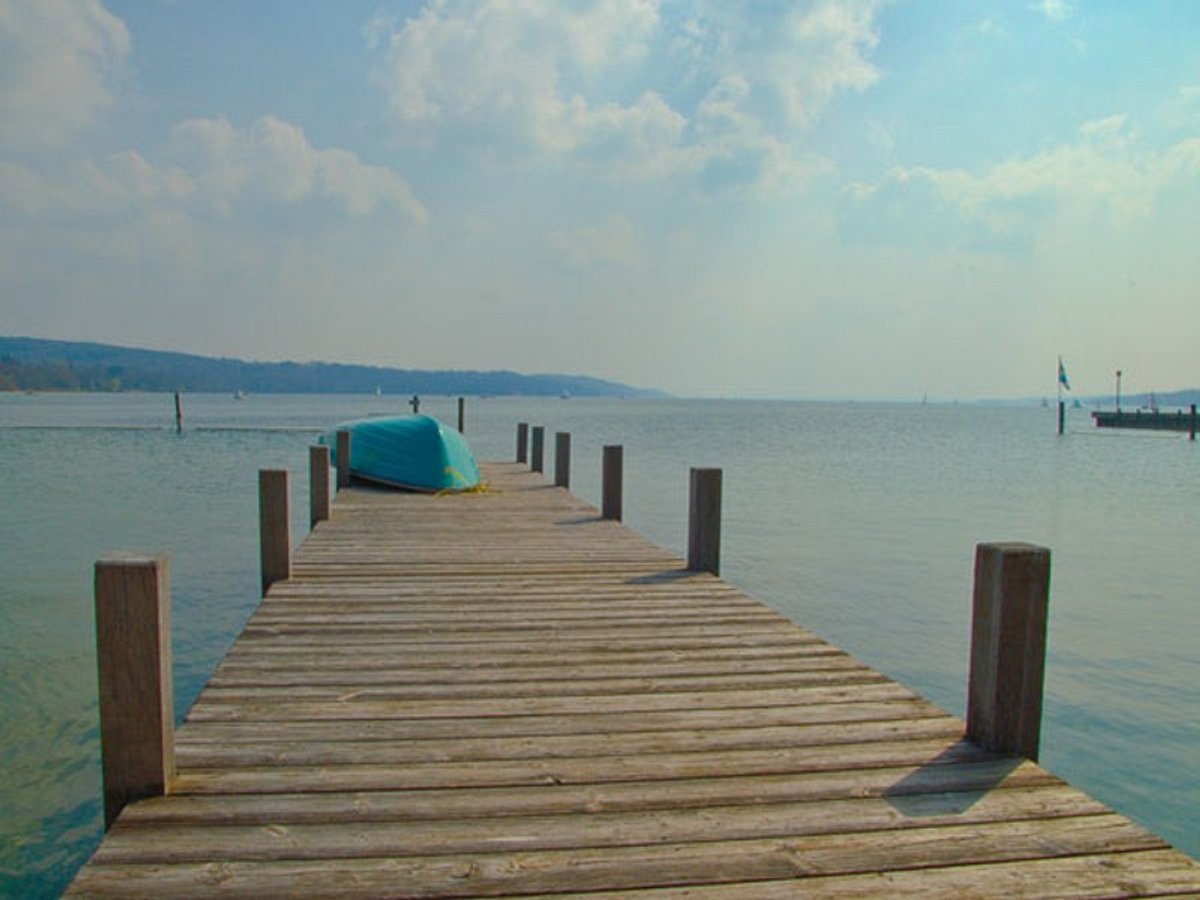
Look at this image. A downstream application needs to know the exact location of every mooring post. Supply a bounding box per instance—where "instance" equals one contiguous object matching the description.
[259,469,291,595]
[457,397,466,434]
[516,422,529,463]
[1191,404,1197,442]
[173,392,183,434]
[555,432,571,488]
[687,468,722,574]
[336,430,351,490]
[966,542,1051,761]
[602,445,623,521]
[531,426,545,473]
[1057,401,1065,435]
[309,445,331,529]
[94,554,175,830]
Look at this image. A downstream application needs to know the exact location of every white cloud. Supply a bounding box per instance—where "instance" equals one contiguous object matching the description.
[976,16,1008,38]
[0,153,191,218]
[1164,85,1200,132]
[1079,113,1129,140]
[926,116,1162,219]
[369,0,660,152]
[78,152,194,211]
[0,160,51,214]
[0,0,130,148]
[841,113,1200,250]
[1,116,427,227]
[1034,0,1072,22]
[866,121,896,152]
[772,1,884,125]
[368,1,884,190]
[169,116,428,223]
[547,216,640,267]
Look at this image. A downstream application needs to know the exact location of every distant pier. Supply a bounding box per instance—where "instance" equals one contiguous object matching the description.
[1093,404,1198,438]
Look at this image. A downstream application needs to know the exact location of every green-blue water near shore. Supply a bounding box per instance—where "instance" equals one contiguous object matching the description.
[1,392,1196,896]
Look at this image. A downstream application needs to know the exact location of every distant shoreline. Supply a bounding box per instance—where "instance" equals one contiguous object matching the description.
[0,335,665,399]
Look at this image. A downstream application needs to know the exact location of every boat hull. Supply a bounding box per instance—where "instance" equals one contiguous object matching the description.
[322,415,481,492]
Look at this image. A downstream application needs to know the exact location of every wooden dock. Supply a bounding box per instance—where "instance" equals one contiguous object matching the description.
[68,461,1200,897]
[1092,406,1198,436]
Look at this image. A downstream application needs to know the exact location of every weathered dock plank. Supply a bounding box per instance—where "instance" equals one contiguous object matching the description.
[67,461,1200,897]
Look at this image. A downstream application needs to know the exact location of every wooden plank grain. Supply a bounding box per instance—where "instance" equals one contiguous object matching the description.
[91,784,1114,864]
[170,736,998,795]
[68,819,1177,899]
[67,460,1200,897]
[183,681,921,723]
[118,758,1062,826]
[522,850,1200,900]
[173,716,967,768]
[174,698,948,745]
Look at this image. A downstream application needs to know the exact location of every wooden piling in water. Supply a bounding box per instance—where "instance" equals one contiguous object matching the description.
[967,542,1050,761]
[1192,404,1197,442]
[687,467,722,574]
[516,422,529,463]
[555,432,571,488]
[602,445,623,521]
[93,554,174,830]
[1057,401,1065,435]
[309,445,330,529]
[258,469,291,596]
[530,426,545,473]
[336,430,351,490]
[457,397,466,434]
[173,392,183,434]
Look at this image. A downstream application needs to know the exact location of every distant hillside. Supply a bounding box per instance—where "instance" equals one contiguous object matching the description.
[1058,390,1200,409]
[1121,389,1200,409]
[0,337,665,398]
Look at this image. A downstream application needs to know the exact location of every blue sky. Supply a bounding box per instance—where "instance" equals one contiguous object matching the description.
[2,1,1197,398]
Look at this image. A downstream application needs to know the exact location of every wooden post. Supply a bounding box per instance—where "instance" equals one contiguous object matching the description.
[259,469,291,595]
[531,426,545,473]
[309,445,330,529]
[602,445,623,521]
[687,468,722,574]
[967,542,1051,761]
[336,430,351,490]
[1057,401,1065,435]
[94,554,174,829]
[1191,404,1197,442]
[516,422,529,463]
[173,392,183,434]
[555,432,571,488]
[457,397,466,434]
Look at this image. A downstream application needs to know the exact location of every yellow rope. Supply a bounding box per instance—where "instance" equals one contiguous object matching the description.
[436,466,491,496]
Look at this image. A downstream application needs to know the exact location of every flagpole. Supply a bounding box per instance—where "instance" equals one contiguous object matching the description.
[1057,357,1066,435]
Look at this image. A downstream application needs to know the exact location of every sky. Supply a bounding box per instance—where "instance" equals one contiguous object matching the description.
[1,1,1198,399]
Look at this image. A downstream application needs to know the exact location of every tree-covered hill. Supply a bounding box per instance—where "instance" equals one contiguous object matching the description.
[0,337,664,398]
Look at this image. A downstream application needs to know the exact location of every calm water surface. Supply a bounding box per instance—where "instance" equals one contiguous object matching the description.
[1,392,1196,896]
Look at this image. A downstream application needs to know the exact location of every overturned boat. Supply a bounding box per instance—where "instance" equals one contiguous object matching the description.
[322,414,481,492]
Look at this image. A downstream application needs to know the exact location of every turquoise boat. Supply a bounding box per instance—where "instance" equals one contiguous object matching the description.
[322,415,481,492]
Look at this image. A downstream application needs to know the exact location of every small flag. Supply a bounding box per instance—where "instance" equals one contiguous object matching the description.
[1058,357,1071,391]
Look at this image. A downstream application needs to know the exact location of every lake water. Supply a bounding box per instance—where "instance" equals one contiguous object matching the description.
[1,392,1196,896]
